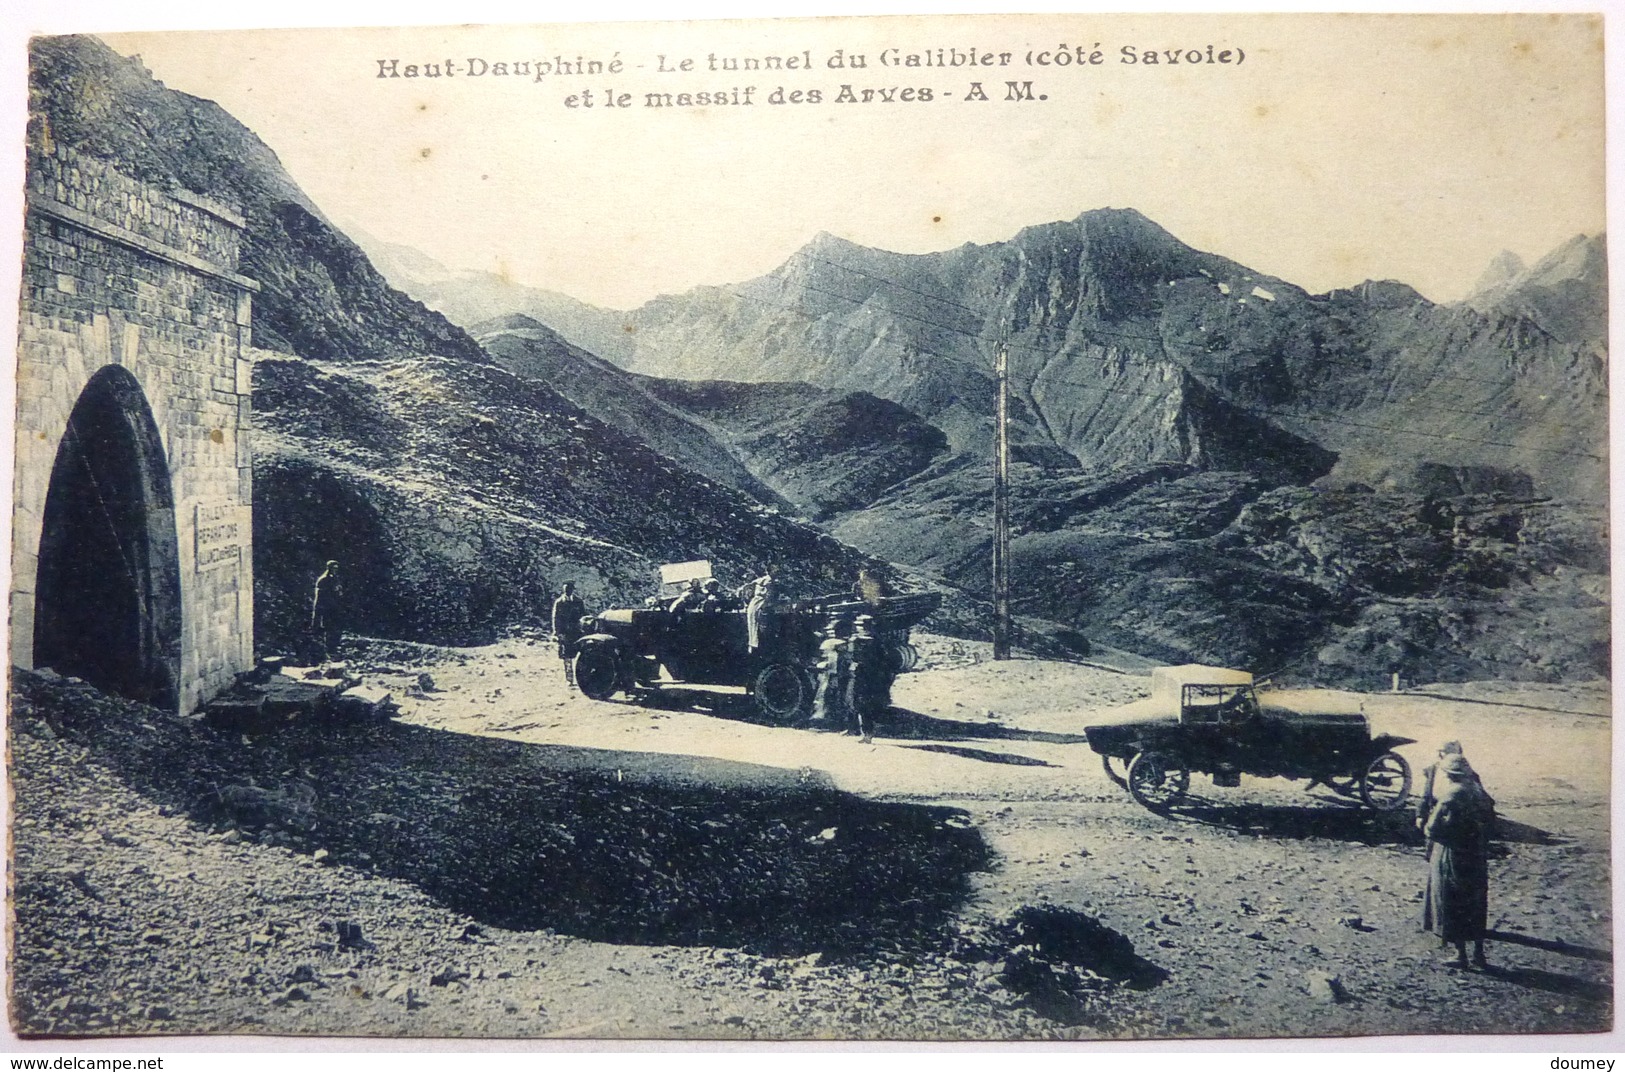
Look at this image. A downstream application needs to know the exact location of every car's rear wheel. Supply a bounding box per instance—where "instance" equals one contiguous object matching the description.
[1127,750,1189,811]
[1102,754,1129,788]
[1359,751,1413,811]
[753,663,812,724]
[573,648,620,701]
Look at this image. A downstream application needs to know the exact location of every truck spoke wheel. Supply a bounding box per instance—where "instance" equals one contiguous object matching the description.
[1127,750,1189,811]
[573,650,619,701]
[1359,751,1412,811]
[754,663,811,723]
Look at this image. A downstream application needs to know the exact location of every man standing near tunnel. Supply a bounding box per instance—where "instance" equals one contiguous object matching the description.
[307,559,344,664]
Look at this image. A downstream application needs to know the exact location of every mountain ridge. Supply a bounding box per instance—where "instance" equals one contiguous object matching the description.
[29,36,485,364]
[536,216,1605,501]
[30,33,914,651]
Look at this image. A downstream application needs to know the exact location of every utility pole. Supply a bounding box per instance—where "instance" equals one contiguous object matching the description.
[992,340,1011,660]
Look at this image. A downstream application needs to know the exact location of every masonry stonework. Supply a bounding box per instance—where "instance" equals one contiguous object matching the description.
[13,144,258,713]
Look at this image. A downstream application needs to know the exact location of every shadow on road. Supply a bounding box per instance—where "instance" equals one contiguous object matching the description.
[898,743,1059,767]
[580,690,1095,752]
[18,673,992,959]
[1479,963,1613,1003]
[1494,817,1568,846]
[1167,797,1422,847]
[1487,930,1612,964]
[878,707,1093,745]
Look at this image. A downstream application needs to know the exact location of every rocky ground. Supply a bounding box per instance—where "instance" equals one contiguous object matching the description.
[7,635,1613,1042]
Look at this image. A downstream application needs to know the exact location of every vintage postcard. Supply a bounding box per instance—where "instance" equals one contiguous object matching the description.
[4,11,1611,1044]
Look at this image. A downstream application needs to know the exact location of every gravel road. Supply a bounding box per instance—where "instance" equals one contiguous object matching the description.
[7,635,1612,1041]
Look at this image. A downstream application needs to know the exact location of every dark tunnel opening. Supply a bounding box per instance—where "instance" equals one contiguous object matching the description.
[34,365,182,710]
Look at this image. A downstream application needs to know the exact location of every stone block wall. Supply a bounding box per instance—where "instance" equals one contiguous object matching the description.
[13,143,258,713]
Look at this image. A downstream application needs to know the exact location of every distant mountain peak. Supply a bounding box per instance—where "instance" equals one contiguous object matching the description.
[800,230,869,255]
[470,312,551,335]
[1522,232,1606,288]
[1072,205,1157,227]
[1325,279,1429,308]
[1463,233,1606,345]
[1472,249,1527,296]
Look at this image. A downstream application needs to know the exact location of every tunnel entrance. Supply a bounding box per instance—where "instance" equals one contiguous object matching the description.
[34,366,182,709]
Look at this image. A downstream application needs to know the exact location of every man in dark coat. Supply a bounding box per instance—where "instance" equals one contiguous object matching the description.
[845,614,886,739]
[1422,753,1495,969]
[699,578,736,612]
[551,583,587,685]
[307,560,343,663]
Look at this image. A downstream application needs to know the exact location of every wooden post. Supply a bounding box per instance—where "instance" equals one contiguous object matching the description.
[993,341,1011,660]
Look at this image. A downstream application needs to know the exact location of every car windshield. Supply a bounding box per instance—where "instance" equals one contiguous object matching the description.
[1181,683,1258,724]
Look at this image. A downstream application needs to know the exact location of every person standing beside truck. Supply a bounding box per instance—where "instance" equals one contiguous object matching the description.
[551,582,586,687]
[811,611,851,730]
[846,613,885,740]
[745,574,777,653]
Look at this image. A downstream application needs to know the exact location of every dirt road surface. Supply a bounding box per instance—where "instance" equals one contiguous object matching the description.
[8,634,1612,1042]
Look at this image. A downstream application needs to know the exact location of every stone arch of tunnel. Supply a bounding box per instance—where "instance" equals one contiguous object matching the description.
[34,365,183,709]
[15,144,259,713]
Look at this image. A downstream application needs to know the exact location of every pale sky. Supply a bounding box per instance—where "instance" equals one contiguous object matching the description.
[65,13,1606,309]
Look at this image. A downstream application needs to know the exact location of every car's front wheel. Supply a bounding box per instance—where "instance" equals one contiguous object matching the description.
[1359,751,1413,811]
[753,663,812,724]
[1127,750,1190,811]
[573,648,620,701]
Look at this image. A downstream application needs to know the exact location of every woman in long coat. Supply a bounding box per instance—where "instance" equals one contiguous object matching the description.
[1422,753,1495,969]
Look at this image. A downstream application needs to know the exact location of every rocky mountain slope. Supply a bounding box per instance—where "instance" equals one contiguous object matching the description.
[1464,233,1608,349]
[630,378,949,520]
[469,315,789,509]
[392,211,1607,685]
[248,352,881,651]
[29,36,483,363]
[466,316,952,522]
[830,459,1608,685]
[31,35,899,652]
[33,33,1608,685]
[548,213,1606,503]
[350,231,613,350]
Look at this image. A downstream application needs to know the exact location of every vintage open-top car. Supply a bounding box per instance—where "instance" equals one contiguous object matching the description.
[570,563,940,724]
[1085,665,1415,812]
